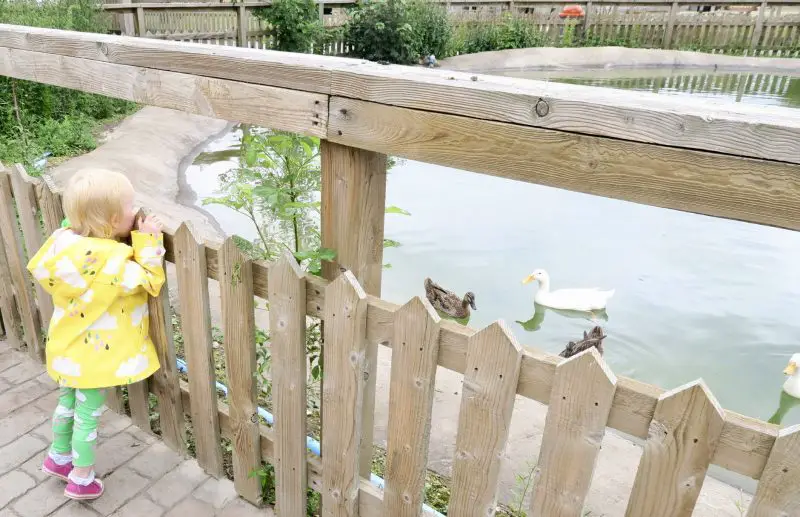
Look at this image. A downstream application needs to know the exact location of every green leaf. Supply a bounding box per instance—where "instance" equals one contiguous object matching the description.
[385,205,411,216]
[383,238,402,248]
[316,247,337,261]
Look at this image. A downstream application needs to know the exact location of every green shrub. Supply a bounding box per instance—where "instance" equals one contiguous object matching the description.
[407,0,452,59]
[252,0,322,53]
[345,0,416,64]
[454,14,544,55]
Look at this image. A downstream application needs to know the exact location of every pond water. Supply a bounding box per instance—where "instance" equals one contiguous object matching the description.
[185,70,800,436]
[501,68,800,108]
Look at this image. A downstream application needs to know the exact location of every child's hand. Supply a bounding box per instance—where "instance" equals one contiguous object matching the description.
[137,214,163,237]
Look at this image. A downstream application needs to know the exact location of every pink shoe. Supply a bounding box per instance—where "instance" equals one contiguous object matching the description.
[64,477,104,501]
[41,456,73,481]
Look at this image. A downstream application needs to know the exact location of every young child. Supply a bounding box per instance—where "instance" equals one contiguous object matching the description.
[26,169,166,501]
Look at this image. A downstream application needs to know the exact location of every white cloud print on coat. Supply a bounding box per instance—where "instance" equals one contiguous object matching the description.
[52,356,81,377]
[121,262,144,292]
[55,257,87,289]
[130,303,148,326]
[115,354,150,378]
[88,312,118,331]
[103,255,125,276]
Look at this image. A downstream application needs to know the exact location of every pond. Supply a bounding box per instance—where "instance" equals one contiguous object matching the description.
[185,70,800,435]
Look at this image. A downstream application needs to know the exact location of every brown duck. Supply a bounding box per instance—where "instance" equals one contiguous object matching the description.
[559,326,606,358]
[424,278,476,320]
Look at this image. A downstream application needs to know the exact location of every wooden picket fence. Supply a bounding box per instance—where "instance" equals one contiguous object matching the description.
[1,160,799,516]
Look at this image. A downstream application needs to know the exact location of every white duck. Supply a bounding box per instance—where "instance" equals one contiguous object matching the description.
[522,269,614,312]
[768,353,800,425]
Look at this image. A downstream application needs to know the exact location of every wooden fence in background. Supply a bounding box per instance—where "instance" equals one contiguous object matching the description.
[103,0,800,55]
[2,23,800,516]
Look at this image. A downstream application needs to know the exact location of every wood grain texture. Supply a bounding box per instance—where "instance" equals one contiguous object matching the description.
[746,424,800,517]
[148,276,187,454]
[35,185,63,237]
[10,165,52,338]
[174,222,223,476]
[3,25,799,163]
[0,171,42,359]
[530,349,617,517]
[625,380,725,517]
[320,140,387,479]
[154,227,779,481]
[0,169,22,349]
[219,237,261,503]
[383,297,441,517]
[321,271,368,517]
[449,322,523,517]
[328,97,800,231]
[127,380,152,431]
[0,46,327,138]
[269,252,308,515]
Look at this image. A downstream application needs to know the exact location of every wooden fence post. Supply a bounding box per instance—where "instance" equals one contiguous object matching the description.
[383,297,441,516]
[219,237,261,503]
[321,140,387,480]
[449,322,523,516]
[751,0,768,50]
[746,424,800,516]
[530,349,617,517]
[136,6,146,37]
[237,5,247,47]
[322,271,368,516]
[269,252,308,515]
[0,217,22,350]
[0,169,43,360]
[625,380,725,517]
[174,223,224,476]
[10,165,53,332]
[664,1,679,48]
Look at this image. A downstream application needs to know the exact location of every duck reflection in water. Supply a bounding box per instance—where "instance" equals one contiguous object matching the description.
[516,302,608,333]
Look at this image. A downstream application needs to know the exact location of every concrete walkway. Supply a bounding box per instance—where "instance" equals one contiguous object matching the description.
[0,340,270,517]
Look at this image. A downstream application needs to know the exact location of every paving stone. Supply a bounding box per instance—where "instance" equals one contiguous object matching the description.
[19,454,49,483]
[0,405,48,447]
[10,476,67,517]
[0,350,23,375]
[0,360,45,385]
[0,378,11,394]
[192,477,238,510]
[98,411,131,439]
[163,497,216,517]
[50,502,101,517]
[0,434,47,475]
[146,460,208,508]
[30,420,52,443]
[36,372,57,390]
[110,496,164,517]
[219,498,273,517]
[126,442,182,480]
[125,426,158,446]
[0,508,22,517]
[94,430,146,477]
[0,380,53,418]
[33,389,61,412]
[89,467,149,515]
[0,470,36,508]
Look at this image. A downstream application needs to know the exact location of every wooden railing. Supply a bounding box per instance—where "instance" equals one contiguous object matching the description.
[1,23,800,516]
[101,0,800,54]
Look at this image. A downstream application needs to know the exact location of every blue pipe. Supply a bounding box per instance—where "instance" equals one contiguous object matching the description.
[175,358,444,516]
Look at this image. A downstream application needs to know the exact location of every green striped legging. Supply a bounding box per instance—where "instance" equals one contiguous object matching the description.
[51,387,107,468]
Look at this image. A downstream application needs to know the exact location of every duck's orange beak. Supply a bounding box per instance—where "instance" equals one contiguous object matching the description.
[522,274,535,285]
[784,361,798,376]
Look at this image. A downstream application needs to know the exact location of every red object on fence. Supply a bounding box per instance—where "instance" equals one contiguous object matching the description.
[559,5,586,18]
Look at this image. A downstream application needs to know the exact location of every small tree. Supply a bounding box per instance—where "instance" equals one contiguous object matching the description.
[253,0,322,53]
[345,0,417,64]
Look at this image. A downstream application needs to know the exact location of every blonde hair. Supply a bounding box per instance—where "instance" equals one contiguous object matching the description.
[63,169,134,239]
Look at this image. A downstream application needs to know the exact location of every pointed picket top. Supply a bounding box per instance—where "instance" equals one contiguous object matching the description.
[325,268,368,304]
[396,295,441,326]
[531,347,617,517]
[271,249,305,284]
[746,424,800,517]
[174,221,201,245]
[625,379,725,517]
[449,320,523,516]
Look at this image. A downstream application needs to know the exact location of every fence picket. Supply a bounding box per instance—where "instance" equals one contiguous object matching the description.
[383,297,441,516]
[219,236,262,503]
[449,321,523,517]
[149,274,187,453]
[0,169,43,359]
[10,165,53,336]
[128,379,151,431]
[269,252,308,515]
[175,222,224,476]
[746,424,800,516]
[36,184,63,236]
[322,271,368,517]
[0,205,21,349]
[530,348,617,517]
[625,380,725,517]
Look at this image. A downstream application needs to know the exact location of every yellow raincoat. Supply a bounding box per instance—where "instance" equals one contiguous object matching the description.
[27,229,165,389]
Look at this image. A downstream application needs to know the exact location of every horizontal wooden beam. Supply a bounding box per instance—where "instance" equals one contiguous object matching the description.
[1,25,798,167]
[328,96,800,231]
[0,46,327,138]
[160,233,777,481]
[101,0,800,8]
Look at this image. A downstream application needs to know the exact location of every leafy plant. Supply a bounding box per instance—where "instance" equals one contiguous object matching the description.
[454,14,544,55]
[407,0,452,59]
[345,0,417,64]
[253,0,322,53]
[250,462,322,515]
